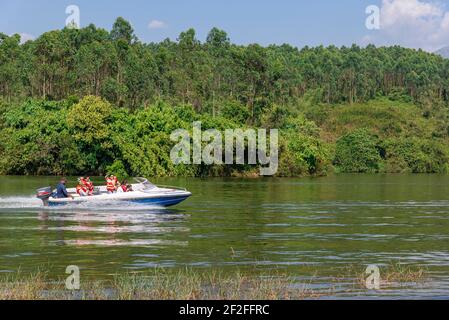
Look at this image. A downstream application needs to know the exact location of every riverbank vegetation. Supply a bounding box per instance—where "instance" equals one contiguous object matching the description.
[0,268,322,300]
[0,264,428,300]
[1,18,449,177]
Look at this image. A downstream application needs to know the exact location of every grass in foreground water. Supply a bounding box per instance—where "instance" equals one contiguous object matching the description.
[0,264,429,300]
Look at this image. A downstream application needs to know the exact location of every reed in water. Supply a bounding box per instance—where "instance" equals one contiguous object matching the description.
[0,264,428,300]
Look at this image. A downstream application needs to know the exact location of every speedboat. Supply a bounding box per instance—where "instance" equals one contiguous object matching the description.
[36,178,192,207]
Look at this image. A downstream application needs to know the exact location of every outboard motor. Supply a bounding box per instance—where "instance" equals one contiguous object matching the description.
[36,187,52,206]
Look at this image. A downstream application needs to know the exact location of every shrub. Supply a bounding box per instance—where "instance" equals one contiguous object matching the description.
[334,128,382,173]
[221,101,250,124]
[278,117,331,176]
[383,138,449,173]
[106,160,129,180]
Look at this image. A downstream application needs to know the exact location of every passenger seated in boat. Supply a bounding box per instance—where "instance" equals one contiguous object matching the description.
[76,177,88,197]
[106,175,118,194]
[84,177,94,196]
[119,180,130,193]
[116,181,123,193]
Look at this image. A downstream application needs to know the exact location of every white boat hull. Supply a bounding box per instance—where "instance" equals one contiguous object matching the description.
[41,180,192,208]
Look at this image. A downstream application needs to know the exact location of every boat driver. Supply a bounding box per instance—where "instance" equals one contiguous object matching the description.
[55,178,74,199]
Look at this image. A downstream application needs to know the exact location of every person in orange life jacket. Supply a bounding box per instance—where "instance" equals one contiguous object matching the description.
[76,177,88,197]
[106,175,117,194]
[84,177,94,196]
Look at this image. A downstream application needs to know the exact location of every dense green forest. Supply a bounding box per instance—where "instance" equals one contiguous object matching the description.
[1,17,449,177]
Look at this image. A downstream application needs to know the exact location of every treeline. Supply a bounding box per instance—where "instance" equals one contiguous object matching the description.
[0,18,449,177]
[1,18,449,120]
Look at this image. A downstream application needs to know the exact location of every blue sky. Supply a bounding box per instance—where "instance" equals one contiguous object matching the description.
[1,0,449,51]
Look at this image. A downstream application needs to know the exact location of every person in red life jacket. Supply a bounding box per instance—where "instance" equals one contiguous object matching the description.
[84,177,94,196]
[117,180,129,193]
[76,177,88,197]
[106,175,117,194]
[121,180,128,193]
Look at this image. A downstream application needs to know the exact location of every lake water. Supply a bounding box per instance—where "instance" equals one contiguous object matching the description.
[1,175,449,299]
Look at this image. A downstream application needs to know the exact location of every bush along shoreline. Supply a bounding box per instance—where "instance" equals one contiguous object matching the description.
[0,96,448,178]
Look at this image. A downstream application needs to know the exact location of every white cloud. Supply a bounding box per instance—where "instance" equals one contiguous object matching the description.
[381,0,442,27]
[363,0,449,52]
[148,20,167,30]
[18,33,35,44]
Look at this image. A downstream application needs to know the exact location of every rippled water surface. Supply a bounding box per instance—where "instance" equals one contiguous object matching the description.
[1,175,449,299]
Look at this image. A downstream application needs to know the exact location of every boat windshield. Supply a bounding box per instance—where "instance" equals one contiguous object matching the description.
[134,177,157,190]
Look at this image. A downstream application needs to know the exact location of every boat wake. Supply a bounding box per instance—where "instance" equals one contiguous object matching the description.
[0,196,42,209]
